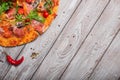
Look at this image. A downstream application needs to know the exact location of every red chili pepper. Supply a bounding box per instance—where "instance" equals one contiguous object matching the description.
[2,51,24,66]
[6,55,24,66]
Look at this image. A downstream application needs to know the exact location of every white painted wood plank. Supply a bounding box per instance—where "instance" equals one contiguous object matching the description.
[89,31,120,80]
[60,0,120,80]
[31,0,110,80]
[3,0,82,80]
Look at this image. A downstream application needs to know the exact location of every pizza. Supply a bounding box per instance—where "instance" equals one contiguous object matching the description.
[0,0,59,47]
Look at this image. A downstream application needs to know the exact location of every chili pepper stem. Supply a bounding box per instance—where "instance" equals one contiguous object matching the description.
[0,50,24,66]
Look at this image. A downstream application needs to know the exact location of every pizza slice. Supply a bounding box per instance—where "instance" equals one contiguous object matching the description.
[0,0,59,47]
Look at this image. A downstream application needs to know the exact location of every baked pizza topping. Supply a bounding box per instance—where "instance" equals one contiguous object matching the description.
[0,0,59,47]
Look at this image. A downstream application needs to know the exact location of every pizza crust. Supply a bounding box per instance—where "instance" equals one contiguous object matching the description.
[0,27,39,47]
[42,5,59,33]
[0,0,59,47]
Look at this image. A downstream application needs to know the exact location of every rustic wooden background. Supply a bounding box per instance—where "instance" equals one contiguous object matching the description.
[0,0,120,80]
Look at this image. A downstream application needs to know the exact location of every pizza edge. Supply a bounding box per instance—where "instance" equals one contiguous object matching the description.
[0,0,59,47]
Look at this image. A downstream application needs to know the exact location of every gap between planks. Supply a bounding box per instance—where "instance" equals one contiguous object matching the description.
[0,46,25,79]
[59,0,111,79]
[30,0,83,79]
[89,29,120,80]
[2,45,26,79]
[88,27,120,80]
[31,0,111,80]
[2,0,83,79]
[60,0,120,79]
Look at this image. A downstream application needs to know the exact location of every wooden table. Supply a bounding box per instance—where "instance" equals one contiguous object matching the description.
[0,0,120,80]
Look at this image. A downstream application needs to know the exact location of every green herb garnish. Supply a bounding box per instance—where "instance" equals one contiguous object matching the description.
[27,10,45,23]
[15,14,23,22]
[44,0,53,9]
[0,1,12,15]
[47,8,53,14]
[44,0,53,14]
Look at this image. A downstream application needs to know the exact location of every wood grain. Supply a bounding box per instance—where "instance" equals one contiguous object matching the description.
[89,30,120,80]
[3,0,82,80]
[1,0,120,80]
[60,0,120,80]
[0,46,24,79]
[31,0,110,80]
